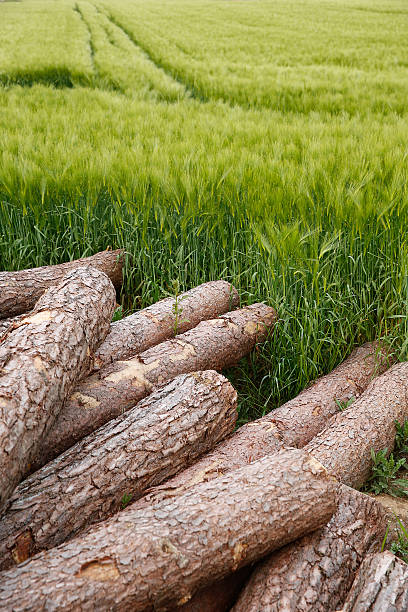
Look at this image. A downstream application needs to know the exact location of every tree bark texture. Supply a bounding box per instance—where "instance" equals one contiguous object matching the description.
[0,371,237,570]
[178,567,253,612]
[0,266,116,515]
[94,280,239,368]
[1,280,239,363]
[130,342,391,511]
[305,361,408,488]
[341,552,408,612]
[31,303,277,471]
[0,249,123,319]
[232,486,390,612]
[270,341,393,448]
[0,449,338,611]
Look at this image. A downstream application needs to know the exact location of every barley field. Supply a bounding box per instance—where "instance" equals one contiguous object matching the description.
[1,0,408,421]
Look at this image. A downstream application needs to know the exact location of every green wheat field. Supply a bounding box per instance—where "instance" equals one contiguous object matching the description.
[1,0,408,423]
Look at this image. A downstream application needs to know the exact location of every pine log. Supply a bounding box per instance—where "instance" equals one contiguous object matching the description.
[0,449,338,611]
[30,303,277,471]
[341,552,408,611]
[94,280,239,368]
[0,266,116,515]
[271,341,393,447]
[0,317,13,336]
[1,280,239,362]
[232,486,390,612]
[305,361,408,488]
[131,342,391,510]
[0,371,237,570]
[0,249,123,319]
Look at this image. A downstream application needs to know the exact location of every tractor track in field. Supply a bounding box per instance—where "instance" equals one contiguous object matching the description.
[100,9,207,103]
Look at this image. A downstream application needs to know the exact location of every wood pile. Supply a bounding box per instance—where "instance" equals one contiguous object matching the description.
[0,250,405,611]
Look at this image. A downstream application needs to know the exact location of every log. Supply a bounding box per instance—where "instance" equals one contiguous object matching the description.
[0,449,338,611]
[341,551,408,611]
[0,371,237,570]
[94,280,239,368]
[30,303,277,471]
[305,361,408,488]
[0,317,13,337]
[1,280,239,363]
[271,341,393,447]
[0,266,116,515]
[232,486,390,612]
[0,249,123,319]
[131,342,391,510]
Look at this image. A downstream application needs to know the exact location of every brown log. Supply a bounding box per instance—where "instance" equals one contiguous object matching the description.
[305,361,408,488]
[131,342,391,510]
[271,341,393,447]
[0,266,116,515]
[0,249,123,319]
[1,280,239,363]
[0,449,338,611]
[30,303,277,471]
[0,317,13,336]
[94,280,239,368]
[232,486,390,612]
[341,552,408,611]
[0,371,237,570]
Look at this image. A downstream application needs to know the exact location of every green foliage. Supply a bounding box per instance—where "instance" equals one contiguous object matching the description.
[395,420,408,456]
[120,492,132,509]
[112,305,123,322]
[168,279,189,336]
[1,0,408,424]
[363,448,408,498]
[390,518,408,564]
[335,397,355,412]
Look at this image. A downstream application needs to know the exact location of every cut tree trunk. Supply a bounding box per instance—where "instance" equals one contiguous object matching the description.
[270,341,393,447]
[305,361,408,488]
[232,486,391,612]
[94,280,239,368]
[1,280,239,364]
[0,371,237,570]
[0,249,123,319]
[341,552,408,611]
[0,449,338,611]
[30,303,277,471]
[131,342,391,510]
[0,266,116,515]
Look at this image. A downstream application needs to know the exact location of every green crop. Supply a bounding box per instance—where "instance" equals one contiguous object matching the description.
[1,0,408,423]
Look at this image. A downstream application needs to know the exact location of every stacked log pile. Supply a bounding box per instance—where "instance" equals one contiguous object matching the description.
[0,250,406,611]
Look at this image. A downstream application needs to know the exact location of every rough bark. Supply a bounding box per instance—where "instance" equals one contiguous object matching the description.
[0,371,237,570]
[0,266,116,515]
[1,280,239,362]
[305,361,408,488]
[270,341,393,447]
[232,486,391,612]
[0,249,123,319]
[0,317,14,336]
[178,567,252,612]
[131,342,391,510]
[0,449,338,612]
[94,280,239,368]
[341,552,408,611]
[31,303,277,471]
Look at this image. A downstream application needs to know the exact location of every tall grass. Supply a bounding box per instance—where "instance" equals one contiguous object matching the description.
[101,0,408,113]
[0,0,407,421]
[0,0,93,87]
